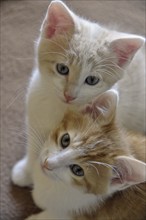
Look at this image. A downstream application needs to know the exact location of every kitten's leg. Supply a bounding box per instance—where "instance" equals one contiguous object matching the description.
[11,156,33,187]
[11,138,37,187]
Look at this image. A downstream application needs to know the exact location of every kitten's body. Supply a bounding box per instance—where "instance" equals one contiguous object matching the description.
[117,46,145,132]
[25,91,146,220]
[12,0,145,189]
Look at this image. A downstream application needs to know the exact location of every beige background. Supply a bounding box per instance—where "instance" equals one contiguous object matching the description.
[1,0,145,219]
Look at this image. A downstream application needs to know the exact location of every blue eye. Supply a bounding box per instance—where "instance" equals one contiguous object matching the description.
[85,76,100,85]
[61,133,70,148]
[70,164,84,176]
[56,63,69,75]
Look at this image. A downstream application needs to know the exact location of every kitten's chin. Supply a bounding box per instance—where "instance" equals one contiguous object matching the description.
[59,96,89,107]
[60,97,77,105]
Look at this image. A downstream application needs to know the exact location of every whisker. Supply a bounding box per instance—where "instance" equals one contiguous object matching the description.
[41,37,68,53]
[6,87,26,110]
[39,51,68,59]
[79,119,95,139]
[87,162,99,176]
[8,125,43,156]
[28,124,45,147]
[88,161,122,182]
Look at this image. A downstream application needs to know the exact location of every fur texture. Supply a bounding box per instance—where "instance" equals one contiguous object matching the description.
[12,0,145,194]
[24,90,146,220]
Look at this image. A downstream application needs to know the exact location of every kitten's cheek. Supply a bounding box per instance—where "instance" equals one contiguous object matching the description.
[41,165,53,178]
[59,96,67,103]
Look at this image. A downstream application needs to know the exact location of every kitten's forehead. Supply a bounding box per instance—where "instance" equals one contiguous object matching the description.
[68,37,103,69]
[61,112,104,149]
[39,30,105,67]
[60,111,126,161]
[62,111,88,130]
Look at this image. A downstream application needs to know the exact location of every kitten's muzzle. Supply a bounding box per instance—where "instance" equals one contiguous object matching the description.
[42,148,78,170]
[42,158,54,171]
[64,91,76,103]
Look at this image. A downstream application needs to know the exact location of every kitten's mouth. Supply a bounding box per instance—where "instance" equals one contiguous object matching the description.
[63,99,74,104]
[41,160,63,181]
[41,162,58,180]
[61,97,75,105]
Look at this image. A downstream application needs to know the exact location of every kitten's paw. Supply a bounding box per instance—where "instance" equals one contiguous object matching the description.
[11,157,33,187]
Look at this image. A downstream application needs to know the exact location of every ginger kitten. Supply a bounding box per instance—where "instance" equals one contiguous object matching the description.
[25,90,146,220]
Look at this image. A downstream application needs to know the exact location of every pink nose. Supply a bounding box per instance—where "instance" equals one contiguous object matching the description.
[42,159,53,171]
[64,92,75,102]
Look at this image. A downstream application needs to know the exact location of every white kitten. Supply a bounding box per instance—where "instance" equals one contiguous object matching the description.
[12,0,145,187]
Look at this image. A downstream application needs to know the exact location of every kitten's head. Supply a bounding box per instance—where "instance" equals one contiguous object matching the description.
[37,0,145,105]
[40,90,146,197]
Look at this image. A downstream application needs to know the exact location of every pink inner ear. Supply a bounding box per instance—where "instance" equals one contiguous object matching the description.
[82,105,94,116]
[44,2,74,39]
[46,11,58,38]
[111,38,143,67]
[47,13,69,38]
[111,167,129,185]
[47,25,56,38]
[114,44,136,66]
[82,104,101,120]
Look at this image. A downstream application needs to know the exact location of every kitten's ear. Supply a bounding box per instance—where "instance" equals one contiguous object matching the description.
[110,36,145,67]
[111,156,146,190]
[82,90,118,125]
[41,0,74,38]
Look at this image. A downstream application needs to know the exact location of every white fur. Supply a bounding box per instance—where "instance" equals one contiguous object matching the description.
[12,0,145,191]
[11,1,145,219]
[116,47,145,132]
[30,159,99,219]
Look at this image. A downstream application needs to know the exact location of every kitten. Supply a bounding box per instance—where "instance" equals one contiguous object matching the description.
[25,90,146,220]
[12,0,145,187]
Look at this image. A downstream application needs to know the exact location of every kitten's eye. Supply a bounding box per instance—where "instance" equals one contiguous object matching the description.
[61,133,70,148]
[85,76,100,85]
[70,164,84,177]
[56,63,69,75]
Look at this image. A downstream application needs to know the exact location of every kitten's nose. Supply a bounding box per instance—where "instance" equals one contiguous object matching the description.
[64,91,75,103]
[42,159,53,171]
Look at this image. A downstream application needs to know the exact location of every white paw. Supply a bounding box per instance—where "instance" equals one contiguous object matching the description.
[11,157,33,187]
